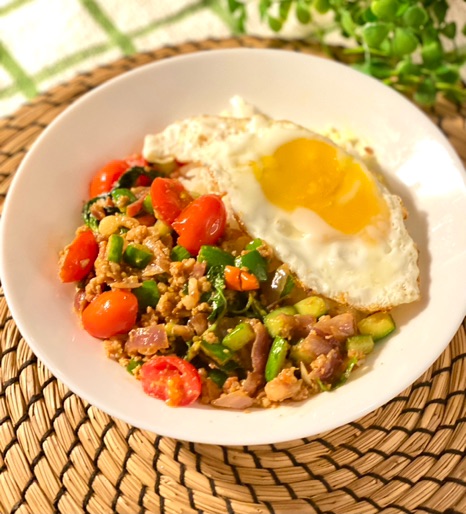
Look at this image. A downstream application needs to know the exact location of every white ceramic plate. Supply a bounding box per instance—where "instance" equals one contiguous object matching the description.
[1,49,466,445]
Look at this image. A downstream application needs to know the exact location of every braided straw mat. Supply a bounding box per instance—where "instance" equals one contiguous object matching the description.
[0,37,465,514]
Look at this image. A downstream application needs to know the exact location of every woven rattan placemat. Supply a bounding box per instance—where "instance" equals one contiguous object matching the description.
[1,37,465,514]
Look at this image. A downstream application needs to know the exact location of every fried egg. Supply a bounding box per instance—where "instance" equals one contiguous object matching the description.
[143,115,420,311]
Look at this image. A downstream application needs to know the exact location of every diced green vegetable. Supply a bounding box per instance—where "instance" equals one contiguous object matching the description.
[346,335,375,355]
[123,244,153,269]
[133,280,160,311]
[289,338,315,365]
[201,341,235,365]
[245,238,263,250]
[126,358,141,374]
[208,368,228,388]
[357,312,396,341]
[294,296,328,318]
[198,245,234,267]
[170,245,191,262]
[143,194,154,214]
[265,336,290,382]
[264,306,296,338]
[111,188,137,209]
[222,322,255,351]
[235,250,268,281]
[153,158,177,175]
[155,220,171,236]
[107,234,124,263]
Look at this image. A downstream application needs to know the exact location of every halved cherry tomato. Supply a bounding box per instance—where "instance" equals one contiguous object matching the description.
[140,356,201,406]
[82,290,138,339]
[150,177,193,225]
[172,194,226,255]
[89,160,129,198]
[59,230,99,283]
[125,154,147,168]
[224,265,260,291]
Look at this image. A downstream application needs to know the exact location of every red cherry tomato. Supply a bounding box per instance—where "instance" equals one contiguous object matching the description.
[125,154,148,168]
[59,230,99,283]
[150,177,193,225]
[82,290,138,339]
[140,356,201,406]
[89,160,129,198]
[172,194,226,255]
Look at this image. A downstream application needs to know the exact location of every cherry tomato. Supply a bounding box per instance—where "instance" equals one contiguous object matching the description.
[125,154,147,168]
[224,265,260,291]
[172,194,226,255]
[89,160,129,198]
[82,290,138,339]
[140,356,201,406]
[59,230,99,283]
[150,177,192,225]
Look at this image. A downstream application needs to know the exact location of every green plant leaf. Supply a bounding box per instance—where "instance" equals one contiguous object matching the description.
[441,22,456,39]
[421,39,443,68]
[268,15,283,32]
[228,0,242,12]
[362,22,390,48]
[313,0,330,14]
[229,0,465,108]
[432,0,448,24]
[353,60,393,79]
[435,65,459,84]
[280,0,293,21]
[363,7,378,23]
[395,59,421,77]
[340,10,356,37]
[392,27,419,56]
[414,78,437,105]
[371,0,399,22]
[296,1,312,24]
[259,0,271,21]
[403,5,428,28]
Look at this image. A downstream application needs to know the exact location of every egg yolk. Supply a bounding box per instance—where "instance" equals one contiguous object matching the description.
[251,138,388,235]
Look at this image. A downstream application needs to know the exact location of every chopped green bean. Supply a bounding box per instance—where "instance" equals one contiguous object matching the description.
[143,194,154,214]
[171,245,191,262]
[111,188,137,209]
[222,322,255,351]
[201,341,235,366]
[107,234,124,263]
[265,336,289,382]
[133,280,160,311]
[123,244,152,269]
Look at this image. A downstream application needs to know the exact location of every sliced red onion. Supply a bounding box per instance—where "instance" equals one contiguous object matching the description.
[125,324,169,356]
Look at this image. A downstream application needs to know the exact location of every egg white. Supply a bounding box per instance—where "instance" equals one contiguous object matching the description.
[143,115,420,311]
